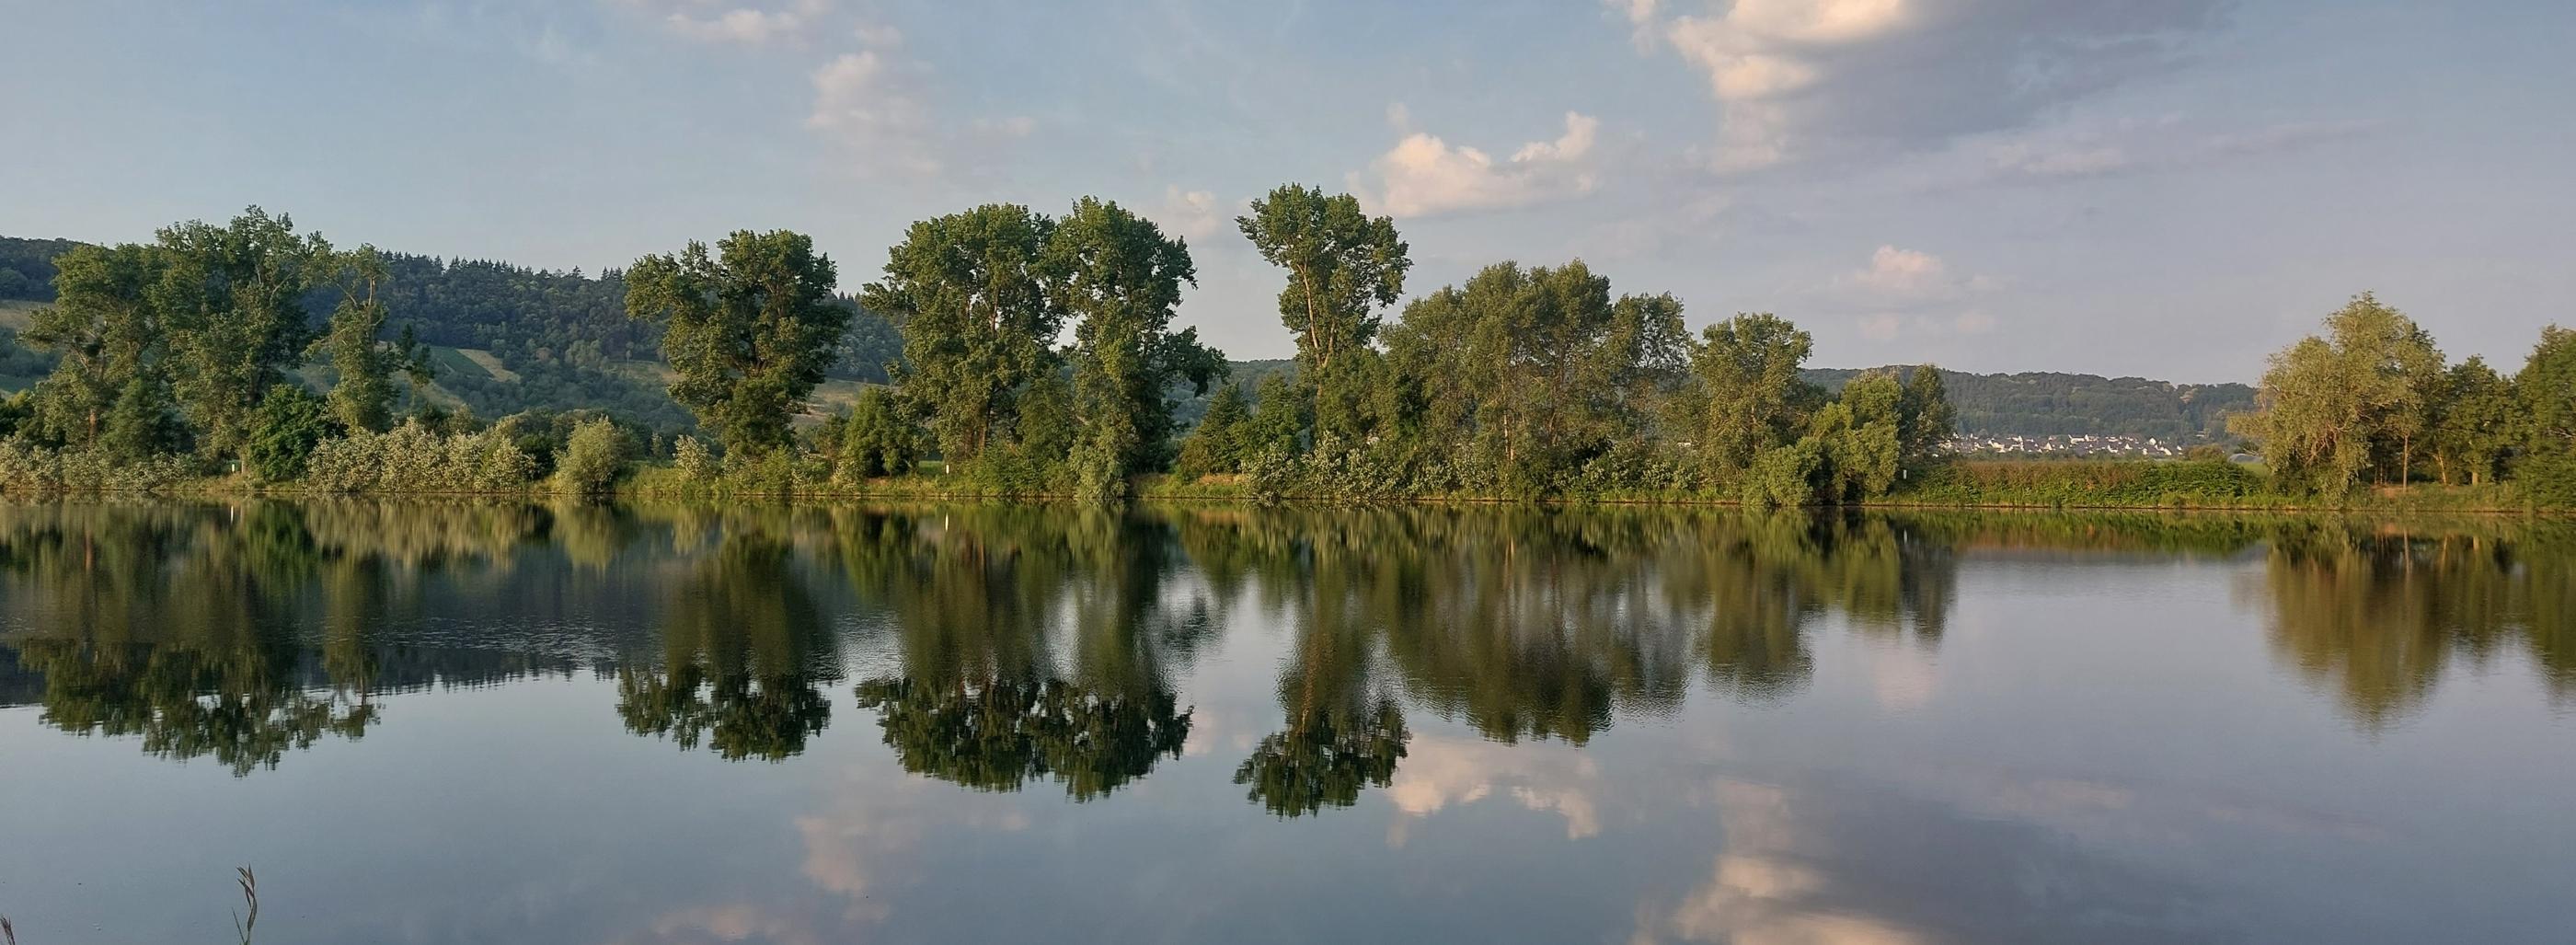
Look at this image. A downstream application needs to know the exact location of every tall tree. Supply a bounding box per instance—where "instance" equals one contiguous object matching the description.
[314,248,430,433]
[864,205,1064,466]
[156,207,337,466]
[626,230,845,456]
[2232,293,2441,492]
[2517,326,2576,504]
[1047,197,1223,501]
[1236,185,1410,442]
[23,243,172,458]
[2429,356,2517,485]
[1688,313,1819,484]
[1897,364,1956,459]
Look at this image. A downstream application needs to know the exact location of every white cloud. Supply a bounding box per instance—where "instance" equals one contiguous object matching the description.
[1155,186,1229,240]
[1362,111,1604,218]
[1626,0,2228,172]
[806,49,940,175]
[1851,245,1949,298]
[651,0,829,45]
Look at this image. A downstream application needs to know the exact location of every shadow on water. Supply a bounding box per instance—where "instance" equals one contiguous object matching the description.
[0,499,2569,790]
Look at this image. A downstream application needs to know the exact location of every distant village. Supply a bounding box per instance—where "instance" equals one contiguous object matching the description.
[1944,432,2227,459]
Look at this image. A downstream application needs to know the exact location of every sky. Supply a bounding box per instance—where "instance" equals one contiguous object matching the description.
[5,0,2572,383]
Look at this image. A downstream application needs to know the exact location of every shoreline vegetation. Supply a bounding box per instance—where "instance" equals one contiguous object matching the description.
[1,193,2570,513]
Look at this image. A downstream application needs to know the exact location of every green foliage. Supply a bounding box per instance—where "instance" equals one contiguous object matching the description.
[1383,259,1689,497]
[1742,438,1824,507]
[2232,293,2444,493]
[246,384,339,482]
[302,419,537,493]
[1238,184,1410,443]
[1902,459,2275,508]
[1051,197,1219,501]
[552,415,628,494]
[0,441,196,493]
[158,207,339,465]
[673,434,716,482]
[1690,313,1820,484]
[866,204,1066,466]
[314,248,431,433]
[1172,381,1251,479]
[626,230,846,456]
[0,236,78,301]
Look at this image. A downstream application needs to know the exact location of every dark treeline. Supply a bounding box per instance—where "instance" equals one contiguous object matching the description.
[2,501,2564,785]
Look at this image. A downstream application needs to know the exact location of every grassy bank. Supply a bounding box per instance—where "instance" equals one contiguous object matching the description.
[4,454,2562,515]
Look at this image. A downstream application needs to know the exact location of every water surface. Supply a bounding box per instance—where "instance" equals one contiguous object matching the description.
[0,501,2570,943]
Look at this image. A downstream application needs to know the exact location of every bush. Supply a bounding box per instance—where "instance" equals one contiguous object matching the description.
[551,416,628,494]
[1742,438,1823,507]
[673,435,715,481]
[0,440,197,493]
[303,420,537,493]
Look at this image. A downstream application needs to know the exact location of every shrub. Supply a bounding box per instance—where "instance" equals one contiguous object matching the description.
[673,435,715,481]
[1742,437,1824,507]
[0,440,197,493]
[303,420,536,493]
[552,416,628,495]
[246,385,340,482]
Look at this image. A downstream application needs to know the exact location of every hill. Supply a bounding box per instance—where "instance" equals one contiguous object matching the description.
[1804,367,2254,442]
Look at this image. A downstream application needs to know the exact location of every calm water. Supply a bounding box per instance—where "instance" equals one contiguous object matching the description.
[0,501,2570,944]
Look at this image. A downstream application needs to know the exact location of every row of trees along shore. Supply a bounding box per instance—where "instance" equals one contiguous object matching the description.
[0,195,2567,508]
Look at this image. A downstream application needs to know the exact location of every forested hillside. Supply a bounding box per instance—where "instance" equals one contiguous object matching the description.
[1806,367,2254,441]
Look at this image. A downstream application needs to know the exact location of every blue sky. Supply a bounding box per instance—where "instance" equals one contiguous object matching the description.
[6,0,2571,381]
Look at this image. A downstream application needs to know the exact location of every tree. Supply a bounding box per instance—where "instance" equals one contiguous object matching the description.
[2232,293,2442,493]
[552,415,628,494]
[24,243,172,457]
[2517,326,2576,504]
[833,386,921,479]
[1243,373,1306,459]
[1047,197,1223,501]
[864,205,1065,466]
[1898,364,1956,459]
[1173,381,1250,478]
[626,230,846,457]
[1237,185,1410,442]
[1688,313,1819,483]
[244,384,339,482]
[316,248,431,433]
[2429,357,2516,485]
[1383,259,1688,494]
[157,207,338,467]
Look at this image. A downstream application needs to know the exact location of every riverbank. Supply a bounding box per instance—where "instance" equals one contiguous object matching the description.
[4,455,2562,515]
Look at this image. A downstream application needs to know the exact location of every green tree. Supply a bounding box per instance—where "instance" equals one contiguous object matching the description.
[1237,185,1410,443]
[1243,373,1307,459]
[1898,364,1957,459]
[25,243,173,457]
[2232,293,2444,493]
[315,248,431,434]
[244,384,339,482]
[864,205,1066,467]
[2517,326,2576,504]
[2429,356,2517,485]
[551,415,628,494]
[1048,197,1223,501]
[157,207,338,467]
[1172,381,1250,478]
[829,386,921,479]
[626,230,846,456]
[1687,313,1819,484]
[1383,259,1688,494]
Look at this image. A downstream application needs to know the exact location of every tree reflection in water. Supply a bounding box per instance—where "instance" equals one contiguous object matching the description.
[0,500,2569,783]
